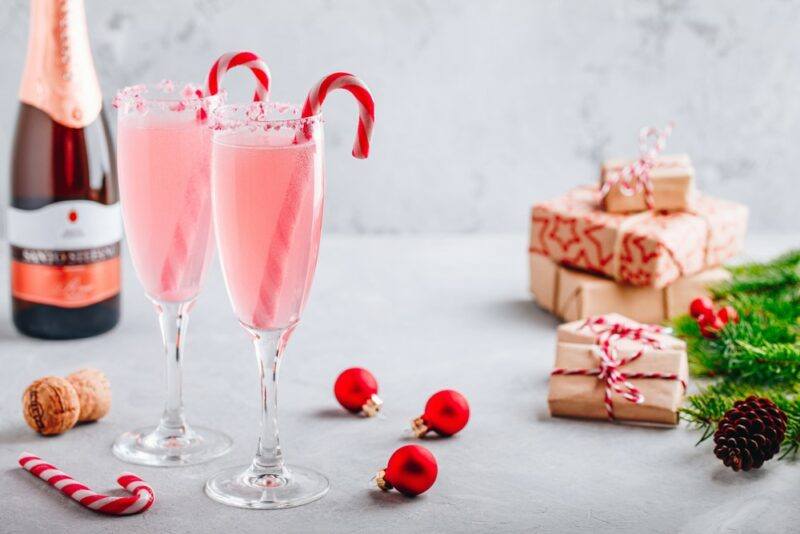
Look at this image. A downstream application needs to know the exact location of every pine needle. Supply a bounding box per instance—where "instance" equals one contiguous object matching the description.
[675,249,800,460]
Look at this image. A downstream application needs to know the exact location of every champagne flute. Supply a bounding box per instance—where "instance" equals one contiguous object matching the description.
[205,72,374,508]
[112,82,232,466]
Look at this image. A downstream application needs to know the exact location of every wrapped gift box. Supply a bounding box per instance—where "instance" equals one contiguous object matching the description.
[530,252,730,324]
[548,341,688,425]
[557,313,686,351]
[530,186,747,288]
[600,154,695,213]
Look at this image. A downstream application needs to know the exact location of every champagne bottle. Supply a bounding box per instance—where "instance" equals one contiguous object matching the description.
[9,0,120,339]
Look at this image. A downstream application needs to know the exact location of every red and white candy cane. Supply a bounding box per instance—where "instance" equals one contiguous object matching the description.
[251,72,376,325]
[206,50,271,101]
[18,452,154,516]
[600,122,675,209]
[552,317,686,420]
[301,72,375,158]
[160,51,272,293]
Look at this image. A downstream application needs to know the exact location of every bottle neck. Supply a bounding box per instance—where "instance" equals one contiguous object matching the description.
[19,0,102,128]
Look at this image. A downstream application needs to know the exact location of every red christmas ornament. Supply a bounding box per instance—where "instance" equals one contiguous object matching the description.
[717,305,740,325]
[699,313,724,339]
[376,445,438,497]
[689,297,714,319]
[412,389,470,438]
[334,367,382,416]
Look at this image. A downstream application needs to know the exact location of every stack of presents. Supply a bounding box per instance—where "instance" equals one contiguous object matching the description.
[531,126,748,425]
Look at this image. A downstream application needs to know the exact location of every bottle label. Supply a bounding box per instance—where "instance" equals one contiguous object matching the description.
[8,200,121,308]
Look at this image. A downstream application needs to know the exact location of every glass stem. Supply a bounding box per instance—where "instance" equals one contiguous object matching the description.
[153,299,195,439]
[246,326,293,478]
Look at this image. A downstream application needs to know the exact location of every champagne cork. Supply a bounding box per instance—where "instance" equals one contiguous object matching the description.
[22,368,112,435]
[66,368,111,422]
[22,377,80,435]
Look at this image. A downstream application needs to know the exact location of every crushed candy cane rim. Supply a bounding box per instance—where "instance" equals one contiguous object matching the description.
[113,80,225,115]
[210,101,322,133]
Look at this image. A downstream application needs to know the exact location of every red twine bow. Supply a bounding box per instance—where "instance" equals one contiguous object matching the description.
[600,122,675,210]
[551,315,686,420]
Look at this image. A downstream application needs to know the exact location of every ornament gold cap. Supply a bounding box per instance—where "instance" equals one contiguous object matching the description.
[411,416,429,438]
[362,394,383,417]
[375,469,392,491]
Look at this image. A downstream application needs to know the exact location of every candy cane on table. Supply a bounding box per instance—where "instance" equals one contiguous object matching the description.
[18,452,154,516]
[251,73,375,327]
[159,51,272,296]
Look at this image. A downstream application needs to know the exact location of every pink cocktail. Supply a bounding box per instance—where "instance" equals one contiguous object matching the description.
[117,107,214,302]
[212,129,324,330]
[204,71,374,510]
[205,102,327,508]
[113,83,232,467]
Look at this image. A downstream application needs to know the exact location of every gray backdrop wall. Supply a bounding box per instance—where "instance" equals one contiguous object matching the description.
[2,0,799,234]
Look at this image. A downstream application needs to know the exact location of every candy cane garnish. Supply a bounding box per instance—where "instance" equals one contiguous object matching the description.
[206,50,271,101]
[18,452,154,515]
[250,73,375,327]
[301,72,375,158]
[159,51,272,295]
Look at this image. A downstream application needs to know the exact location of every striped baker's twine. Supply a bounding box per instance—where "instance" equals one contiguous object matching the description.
[552,316,686,420]
[600,122,675,210]
[18,452,154,515]
[581,315,668,356]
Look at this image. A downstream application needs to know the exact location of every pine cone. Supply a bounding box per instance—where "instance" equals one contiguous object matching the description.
[713,396,787,471]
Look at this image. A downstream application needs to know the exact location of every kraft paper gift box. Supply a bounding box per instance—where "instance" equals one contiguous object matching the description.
[556,313,686,352]
[548,342,688,425]
[529,252,731,324]
[529,185,747,288]
[600,154,695,213]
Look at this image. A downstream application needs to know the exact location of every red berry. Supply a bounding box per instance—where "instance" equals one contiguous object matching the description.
[717,305,740,325]
[412,390,470,437]
[699,314,724,339]
[376,445,438,497]
[689,297,714,319]
[334,368,382,416]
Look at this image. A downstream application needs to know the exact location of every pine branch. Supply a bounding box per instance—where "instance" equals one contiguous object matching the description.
[681,382,800,459]
[674,248,800,461]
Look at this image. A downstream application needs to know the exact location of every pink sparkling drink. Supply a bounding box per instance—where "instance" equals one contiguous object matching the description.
[117,89,216,302]
[205,74,373,509]
[212,107,324,330]
[112,83,232,467]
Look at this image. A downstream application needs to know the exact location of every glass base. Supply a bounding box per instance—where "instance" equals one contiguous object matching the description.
[205,464,329,509]
[112,425,232,467]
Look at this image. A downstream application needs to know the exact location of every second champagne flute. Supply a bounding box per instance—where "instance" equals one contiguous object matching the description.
[205,72,375,508]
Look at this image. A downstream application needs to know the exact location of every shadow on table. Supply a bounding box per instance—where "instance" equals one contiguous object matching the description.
[308,407,357,420]
[481,298,560,329]
[0,318,21,341]
[364,486,425,506]
[711,464,768,484]
[397,432,455,443]
[0,424,38,446]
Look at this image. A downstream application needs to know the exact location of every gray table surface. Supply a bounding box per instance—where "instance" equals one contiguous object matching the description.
[1,233,798,534]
